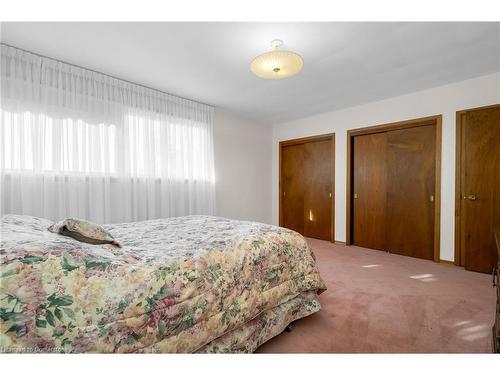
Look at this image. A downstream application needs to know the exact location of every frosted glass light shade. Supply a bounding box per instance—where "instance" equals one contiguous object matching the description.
[250,49,304,79]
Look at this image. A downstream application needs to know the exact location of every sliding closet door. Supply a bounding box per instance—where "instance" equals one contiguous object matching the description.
[304,140,333,240]
[386,125,436,260]
[282,144,305,234]
[352,133,387,250]
[280,134,334,241]
[350,120,439,261]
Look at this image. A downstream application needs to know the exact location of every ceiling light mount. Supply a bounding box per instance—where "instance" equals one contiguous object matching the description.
[270,39,283,49]
[250,39,303,80]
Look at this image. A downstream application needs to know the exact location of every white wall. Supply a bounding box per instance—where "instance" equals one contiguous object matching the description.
[272,72,500,261]
[214,109,272,224]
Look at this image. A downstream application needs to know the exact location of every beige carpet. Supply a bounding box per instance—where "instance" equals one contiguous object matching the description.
[257,239,496,353]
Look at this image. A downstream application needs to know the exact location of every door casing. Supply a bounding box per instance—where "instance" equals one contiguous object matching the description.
[454,104,500,266]
[279,133,335,242]
[346,115,442,262]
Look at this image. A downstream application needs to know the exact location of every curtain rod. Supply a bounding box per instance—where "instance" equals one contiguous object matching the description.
[0,42,212,108]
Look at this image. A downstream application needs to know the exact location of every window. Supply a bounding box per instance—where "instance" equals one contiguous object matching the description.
[1,44,215,222]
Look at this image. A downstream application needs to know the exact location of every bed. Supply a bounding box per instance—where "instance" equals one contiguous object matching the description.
[0,214,326,353]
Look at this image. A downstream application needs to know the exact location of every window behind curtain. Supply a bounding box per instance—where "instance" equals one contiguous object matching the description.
[0,44,215,223]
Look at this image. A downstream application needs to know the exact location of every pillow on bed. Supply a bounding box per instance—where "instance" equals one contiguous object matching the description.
[48,218,121,247]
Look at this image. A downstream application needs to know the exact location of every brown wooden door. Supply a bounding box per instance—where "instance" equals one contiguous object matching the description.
[280,136,334,241]
[282,144,305,235]
[304,140,333,240]
[460,106,500,273]
[352,133,387,250]
[386,125,436,260]
[352,125,437,260]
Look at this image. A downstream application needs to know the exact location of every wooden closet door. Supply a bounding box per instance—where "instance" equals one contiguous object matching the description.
[461,107,500,273]
[281,144,305,234]
[353,133,387,250]
[386,125,436,260]
[304,140,333,241]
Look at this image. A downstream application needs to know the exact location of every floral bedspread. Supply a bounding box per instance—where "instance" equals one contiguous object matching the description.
[196,290,321,353]
[0,215,326,353]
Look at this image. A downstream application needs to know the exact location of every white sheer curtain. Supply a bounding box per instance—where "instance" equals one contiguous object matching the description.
[0,44,215,223]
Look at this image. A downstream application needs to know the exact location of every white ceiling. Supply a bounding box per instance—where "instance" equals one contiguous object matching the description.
[1,22,499,124]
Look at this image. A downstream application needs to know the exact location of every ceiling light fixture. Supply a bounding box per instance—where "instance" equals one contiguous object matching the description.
[250,39,304,80]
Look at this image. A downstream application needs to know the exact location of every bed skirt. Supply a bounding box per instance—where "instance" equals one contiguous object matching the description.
[196,291,320,353]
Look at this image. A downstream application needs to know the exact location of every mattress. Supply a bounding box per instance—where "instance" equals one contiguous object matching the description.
[0,214,326,353]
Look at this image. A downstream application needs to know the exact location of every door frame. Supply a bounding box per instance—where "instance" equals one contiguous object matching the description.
[346,115,442,262]
[454,104,500,266]
[279,133,336,242]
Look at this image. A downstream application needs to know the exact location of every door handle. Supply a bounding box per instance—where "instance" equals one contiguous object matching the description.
[463,195,478,201]
[354,193,358,199]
